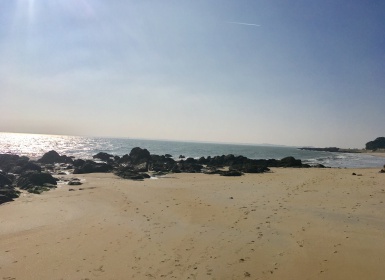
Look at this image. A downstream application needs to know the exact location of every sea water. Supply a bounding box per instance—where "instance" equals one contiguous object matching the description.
[0,132,384,168]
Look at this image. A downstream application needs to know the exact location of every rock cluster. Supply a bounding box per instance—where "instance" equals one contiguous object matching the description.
[0,153,61,203]
[0,172,20,204]
[0,147,319,204]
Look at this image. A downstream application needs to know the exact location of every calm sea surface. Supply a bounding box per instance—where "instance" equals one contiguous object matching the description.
[0,132,384,168]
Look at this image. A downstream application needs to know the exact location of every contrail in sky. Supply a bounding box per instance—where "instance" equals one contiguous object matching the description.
[228,21,261,27]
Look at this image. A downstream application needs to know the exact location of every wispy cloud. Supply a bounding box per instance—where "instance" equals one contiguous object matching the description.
[228,21,261,27]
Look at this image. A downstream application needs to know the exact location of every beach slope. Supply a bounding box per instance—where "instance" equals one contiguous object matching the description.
[1,168,385,279]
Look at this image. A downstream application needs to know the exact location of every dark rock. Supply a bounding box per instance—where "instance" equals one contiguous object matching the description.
[0,195,11,204]
[279,157,303,167]
[0,184,20,204]
[352,172,356,175]
[129,147,151,164]
[184,157,197,164]
[0,154,27,173]
[132,162,148,172]
[73,161,113,174]
[114,155,121,161]
[73,159,85,167]
[10,161,42,174]
[0,172,12,187]
[114,167,150,180]
[16,171,57,193]
[152,171,168,176]
[68,181,82,186]
[197,157,208,164]
[177,161,203,173]
[179,155,186,159]
[150,155,176,172]
[220,170,243,176]
[38,150,73,164]
[0,154,20,165]
[230,164,267,173]
[93,152,114,162]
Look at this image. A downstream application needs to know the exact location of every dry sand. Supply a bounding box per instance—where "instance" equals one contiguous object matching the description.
[1,168,385,280]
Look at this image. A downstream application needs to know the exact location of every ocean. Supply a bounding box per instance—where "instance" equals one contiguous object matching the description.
[0,132,384,168]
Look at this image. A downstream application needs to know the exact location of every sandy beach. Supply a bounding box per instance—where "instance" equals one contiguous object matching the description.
[1,168,385,280]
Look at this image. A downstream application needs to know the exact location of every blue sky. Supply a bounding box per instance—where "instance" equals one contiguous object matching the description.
[1,0,384,148]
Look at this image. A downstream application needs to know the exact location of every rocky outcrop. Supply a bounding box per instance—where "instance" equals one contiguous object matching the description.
[73,160,113,174]
[128,147,151,164]
[93,152,114,162]
[0,173,12,187]
[114,167,151,180]
[10,161,42,174]
[0,154,21,170]
[278,156,303,167]
[0,186,20,204]
[73,159,86,168]
[1,146,315,195]
[366,137,385,150]
[38,150,73,164]
[0,172,20,204]
[176,160,203,173]
[149,155,176,172]
[16,171,58,194]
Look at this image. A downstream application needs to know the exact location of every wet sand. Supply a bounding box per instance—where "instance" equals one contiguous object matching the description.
[1,168,385,279]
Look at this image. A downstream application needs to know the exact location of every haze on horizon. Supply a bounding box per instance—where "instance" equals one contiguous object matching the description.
[1,1,384,149]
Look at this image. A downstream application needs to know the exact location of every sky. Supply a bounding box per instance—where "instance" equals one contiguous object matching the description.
[0,0,384,148]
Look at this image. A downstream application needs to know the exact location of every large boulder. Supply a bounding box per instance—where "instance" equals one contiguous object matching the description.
[0,172,12,187]
[38,150,73,164]
[0,154,20,167]
[279,156,303,167]
[16,171,58,194]
[73,159,86,167]
[129,147,151,164]
[9,161,42,174]
[0,154,29,173]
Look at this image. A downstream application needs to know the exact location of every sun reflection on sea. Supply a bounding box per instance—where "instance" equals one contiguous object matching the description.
[0,132,101,160]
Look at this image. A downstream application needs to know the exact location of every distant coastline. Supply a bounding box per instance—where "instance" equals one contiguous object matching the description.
[299,147,385,158]
[299,147,361,153]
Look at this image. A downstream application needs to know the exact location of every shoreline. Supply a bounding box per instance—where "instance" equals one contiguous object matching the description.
[1,168,385,279]
[363,151,385,158]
